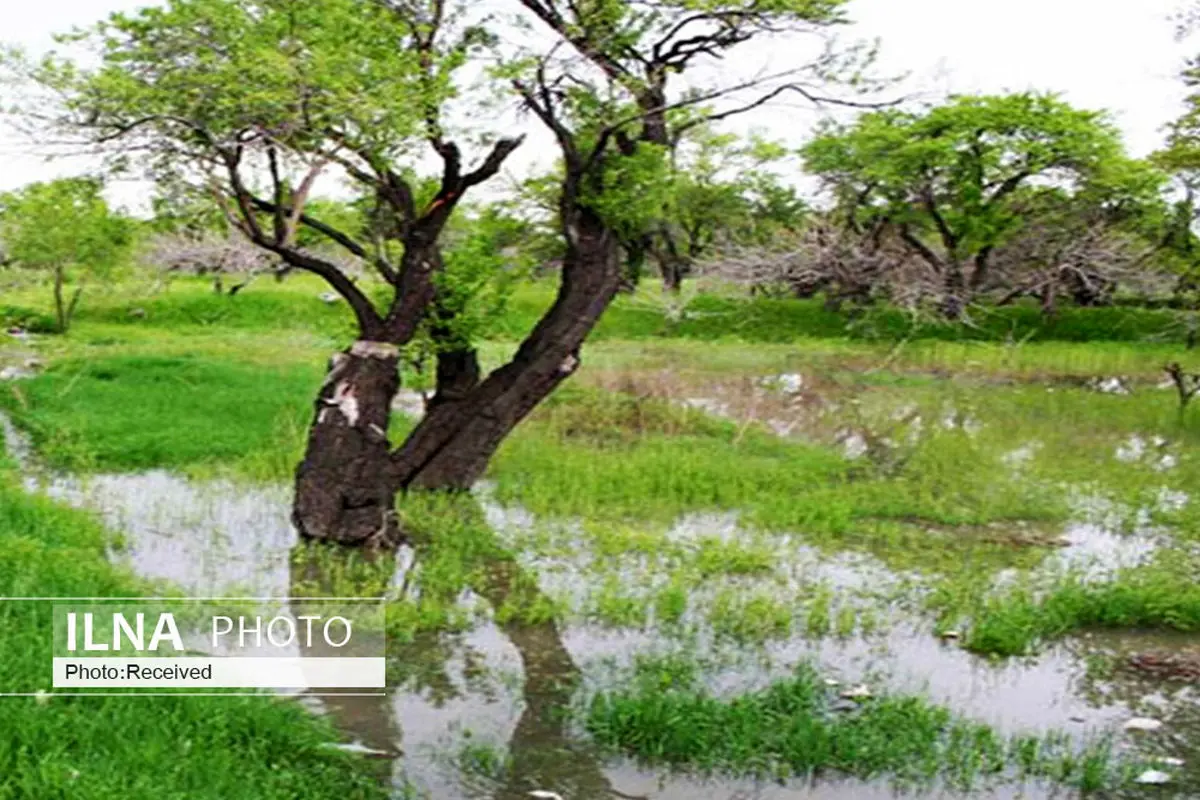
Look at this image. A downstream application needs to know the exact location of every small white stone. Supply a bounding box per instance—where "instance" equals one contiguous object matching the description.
[529,792,564,800]
[319,292,341,304]
[0,366,32,381]
[1154,756,1185,767]
[940,630,961,640]
[840,684,872,700]
[823,678,840,687]
[1123,717,1163,732]
[320,741,391,756]
[1134,769,1172,785]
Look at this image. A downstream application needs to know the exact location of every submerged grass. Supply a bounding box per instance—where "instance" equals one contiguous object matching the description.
[584,655,1130,792]
[952,554,1200,657]
[0,447,388,799]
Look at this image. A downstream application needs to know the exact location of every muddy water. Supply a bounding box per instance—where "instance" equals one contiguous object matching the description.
[3,415,1198,798]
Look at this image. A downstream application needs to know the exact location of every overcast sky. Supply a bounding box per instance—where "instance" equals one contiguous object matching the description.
[0,0,1192,211]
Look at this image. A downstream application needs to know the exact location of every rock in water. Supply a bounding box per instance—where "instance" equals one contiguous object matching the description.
[1123,717,1164,732]
[1134,769,1172,785]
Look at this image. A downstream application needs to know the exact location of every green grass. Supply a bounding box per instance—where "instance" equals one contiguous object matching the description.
[7,272,1199,349]
[954,555,1200,657]
[0,354,323,474]
[583,655,1130,792]
[0,456,388,799]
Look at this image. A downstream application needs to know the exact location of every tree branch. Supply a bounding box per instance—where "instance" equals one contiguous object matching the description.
[898,224,945,273]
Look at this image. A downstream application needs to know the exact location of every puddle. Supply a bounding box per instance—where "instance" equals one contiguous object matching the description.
[46,471,299,595]
[5,412,1200,797]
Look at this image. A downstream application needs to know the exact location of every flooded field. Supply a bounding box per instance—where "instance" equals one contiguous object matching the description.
[5,348,1199,798]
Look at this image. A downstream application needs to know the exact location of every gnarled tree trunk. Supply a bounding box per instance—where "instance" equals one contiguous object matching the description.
[292,340,403,546]
[393,208,622,492]
[291,207,622,546]
[940,264,968,320]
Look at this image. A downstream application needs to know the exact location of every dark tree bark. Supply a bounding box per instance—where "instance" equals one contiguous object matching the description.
[293,341,403,546]
[390,208,621,492]
[652,225,687,293]
[940,264,968,320]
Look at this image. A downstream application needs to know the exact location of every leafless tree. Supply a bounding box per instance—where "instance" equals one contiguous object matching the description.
[991,223,1169,316]
[143,231,283,295]
[702,218,942,311]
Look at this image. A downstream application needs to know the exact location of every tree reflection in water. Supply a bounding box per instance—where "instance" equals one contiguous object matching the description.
[287,498,631,800]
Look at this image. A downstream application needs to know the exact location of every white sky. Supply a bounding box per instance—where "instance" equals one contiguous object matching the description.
[0,0,1192,212]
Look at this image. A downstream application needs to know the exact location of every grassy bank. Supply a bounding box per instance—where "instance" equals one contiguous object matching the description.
[0,433,388,800]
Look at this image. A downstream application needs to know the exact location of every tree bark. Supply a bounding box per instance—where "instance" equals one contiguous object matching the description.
[391,207,622,492]
[292,340,403,547]
[53,265,67,334]
[940,263,968,320]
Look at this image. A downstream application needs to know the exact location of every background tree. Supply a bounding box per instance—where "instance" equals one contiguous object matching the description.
[655,127,807,290]
[0,178,132,333]
[988,159,1171,314]
[144,230,281,295]
[801,92,1130,318]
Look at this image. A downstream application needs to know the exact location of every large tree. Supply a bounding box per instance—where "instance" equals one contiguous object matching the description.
[653,127,807,290]
[801,93,1133,318]
[10,0,867,546]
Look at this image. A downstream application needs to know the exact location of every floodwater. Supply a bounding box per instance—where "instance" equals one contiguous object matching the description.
[4,412,1199,798]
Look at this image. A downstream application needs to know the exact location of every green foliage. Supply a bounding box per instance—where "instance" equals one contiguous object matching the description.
[35,0,435,166]
[0,177,130,274]
[429,205,539,349]
[0,177,133,333]
[802,92,1150,267]
[581,140,673,241]
[666,126,807,257]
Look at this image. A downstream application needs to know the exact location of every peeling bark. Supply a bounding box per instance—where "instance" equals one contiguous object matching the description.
[292,341,402,547]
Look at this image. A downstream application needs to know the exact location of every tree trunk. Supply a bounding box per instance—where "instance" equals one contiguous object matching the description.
[652,225,685,293]
[940,264,968,320]
[53,265,67,334]
[392,208,622,492]
[291,209,621,546]
[1040,281,1059,318]
[292,340,403,547]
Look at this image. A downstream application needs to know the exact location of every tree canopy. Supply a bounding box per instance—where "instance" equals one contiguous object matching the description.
[0,177,133,331]
[13,0,522,338]
[801,92,1152,315]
